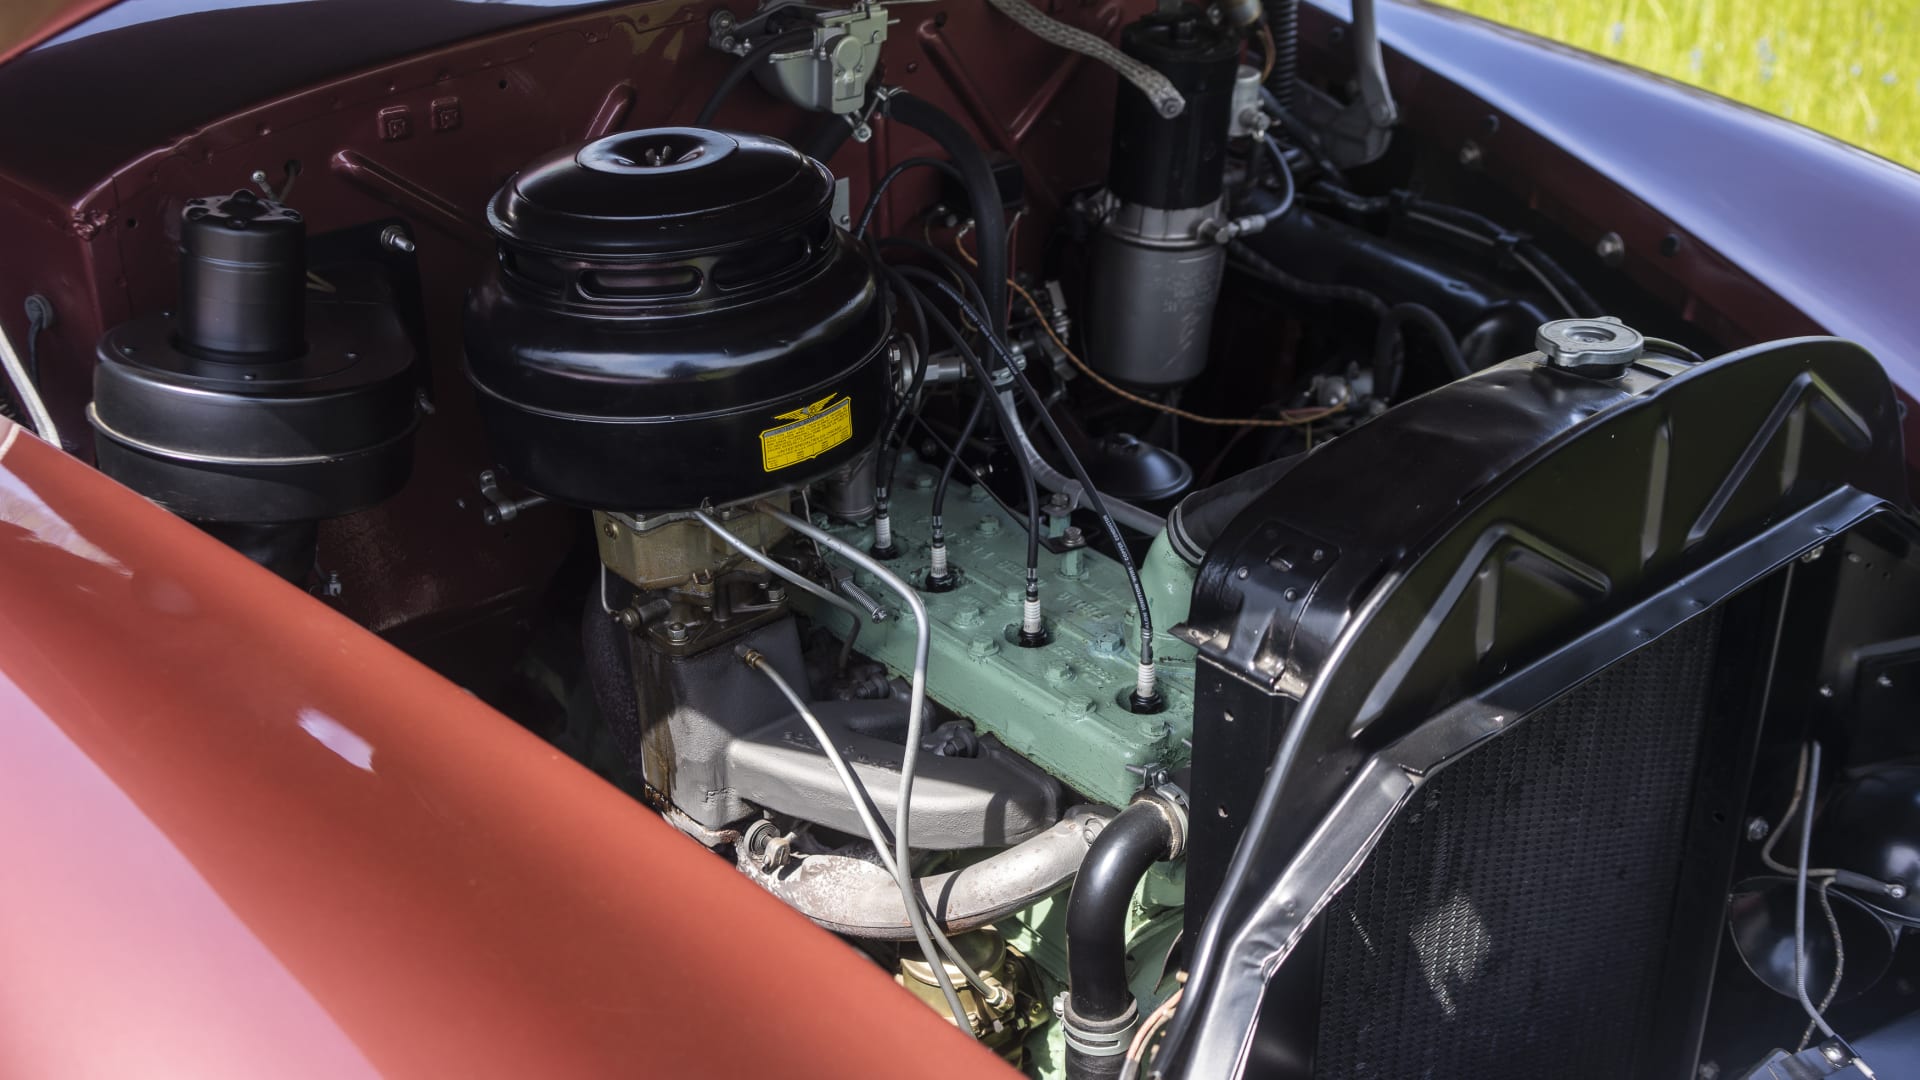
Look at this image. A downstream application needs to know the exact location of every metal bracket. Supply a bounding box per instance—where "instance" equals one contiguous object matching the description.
[1287,0,1397,168]
[478,469,547,525]
[708,1,890,115]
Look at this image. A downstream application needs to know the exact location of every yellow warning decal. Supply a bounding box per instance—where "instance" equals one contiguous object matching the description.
[760,394,854,472]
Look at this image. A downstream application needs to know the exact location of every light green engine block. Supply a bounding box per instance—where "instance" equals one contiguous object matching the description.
[800,451,1197,807]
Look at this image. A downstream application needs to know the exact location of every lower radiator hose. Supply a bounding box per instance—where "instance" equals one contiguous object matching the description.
[1065,789,1187,1080]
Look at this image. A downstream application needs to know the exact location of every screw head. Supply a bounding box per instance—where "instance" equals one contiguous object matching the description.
[1746,816,1770,842]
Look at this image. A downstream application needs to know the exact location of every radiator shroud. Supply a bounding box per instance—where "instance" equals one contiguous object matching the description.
[1160,337,1913,1079]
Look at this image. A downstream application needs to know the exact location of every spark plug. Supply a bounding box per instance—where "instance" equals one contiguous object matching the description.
[870,486,899,559]
[926,514,956,591]
[1017,569,1050,647]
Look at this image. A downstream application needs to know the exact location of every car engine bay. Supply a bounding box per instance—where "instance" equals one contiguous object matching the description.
[8,0,1920,1077]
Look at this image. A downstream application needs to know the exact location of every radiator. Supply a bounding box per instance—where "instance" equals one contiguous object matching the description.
[1315,610,1723,1078]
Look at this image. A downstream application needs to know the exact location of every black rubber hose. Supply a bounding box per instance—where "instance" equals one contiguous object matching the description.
[1380,300,1468,382]
[1067,801,1176,1017]
[1064,800,1177,1080]
[883,92,1008,335]
[1228,240,1393,317]
[694,29,811,127]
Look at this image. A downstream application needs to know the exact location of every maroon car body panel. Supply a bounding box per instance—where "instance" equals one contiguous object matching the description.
[0,418,1009,1078]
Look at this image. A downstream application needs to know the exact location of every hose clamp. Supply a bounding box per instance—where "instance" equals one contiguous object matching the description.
[1133,783,1190,860]
[1062,998,1139,1057]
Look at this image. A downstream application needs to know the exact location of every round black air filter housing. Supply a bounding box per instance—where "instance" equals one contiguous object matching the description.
[90,191,417,527]
[466,127,890,510]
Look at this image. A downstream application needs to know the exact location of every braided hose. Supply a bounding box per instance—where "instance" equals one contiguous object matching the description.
[984,0,1185,117]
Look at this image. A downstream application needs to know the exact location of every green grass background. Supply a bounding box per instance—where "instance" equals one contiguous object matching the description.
[1435,0,1920,171]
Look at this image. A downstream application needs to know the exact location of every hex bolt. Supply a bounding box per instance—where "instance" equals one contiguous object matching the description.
[666,621,689,644]
[380,224,416,254]
[1595,231,1626,266]
[765,583,787,604]
[1746,817,1770,842]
